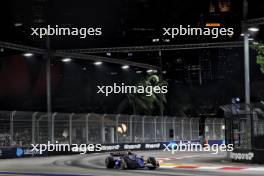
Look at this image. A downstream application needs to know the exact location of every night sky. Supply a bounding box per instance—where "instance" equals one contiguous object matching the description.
[0,0,264,116]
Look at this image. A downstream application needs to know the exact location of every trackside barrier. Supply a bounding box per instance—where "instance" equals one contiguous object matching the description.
[0,140,200,158]
[0,111,201,146]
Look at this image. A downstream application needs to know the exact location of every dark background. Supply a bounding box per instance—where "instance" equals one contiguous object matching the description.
[0,0,264,116]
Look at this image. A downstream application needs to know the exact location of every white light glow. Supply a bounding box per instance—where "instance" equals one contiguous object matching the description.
[23,53,34,57]
[147,69,153,73]
[14,22,23,27]
[248,27,259,32]
[152,38,159,42]
[94,61,102,66]
[106,52,111,56]
[62,58,72,62]
[117,127,123,133]
[121,65,129,69]
[147,69,157,73]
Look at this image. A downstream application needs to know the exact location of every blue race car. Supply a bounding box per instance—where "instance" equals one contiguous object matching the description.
[105,151,159,170]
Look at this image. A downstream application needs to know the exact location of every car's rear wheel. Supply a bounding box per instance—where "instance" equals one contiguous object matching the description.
[105,156,115,168]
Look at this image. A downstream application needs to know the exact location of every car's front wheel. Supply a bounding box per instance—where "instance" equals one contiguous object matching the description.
[146,157,158,170]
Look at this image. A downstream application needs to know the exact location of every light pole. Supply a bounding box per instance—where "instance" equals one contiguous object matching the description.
[244,32,250,106]
[243,0,250,106]
[242,0,252,149]
[46,36,52,142]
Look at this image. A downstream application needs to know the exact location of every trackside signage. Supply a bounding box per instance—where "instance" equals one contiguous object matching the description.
[145,143,161,149]
[124,144,141,150]
[230,152,254,161]
[0,142,167,158]
[227,149,264,164]
[101,144,120,151]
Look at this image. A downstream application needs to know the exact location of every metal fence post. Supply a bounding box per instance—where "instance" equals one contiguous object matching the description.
[161,116,165,141]
[10,111,16,145]
[51,112,57,143]
[221,119,225,140]
[69,113,74,145]
[101,114,105,143]
[85,113,90,144]
[32,112,38,144]
[35,114,45,143]
[164,116,167,141]
[212,119,215,140]
[173,117,176,141]
[190,118,193,140]
[142,116,145,142]
[115,114,120,143]
[154,117,157,142]
[130,115,133,142]
[181,118,184,140]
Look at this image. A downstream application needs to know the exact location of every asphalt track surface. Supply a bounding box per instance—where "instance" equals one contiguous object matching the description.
[0,151,264,176]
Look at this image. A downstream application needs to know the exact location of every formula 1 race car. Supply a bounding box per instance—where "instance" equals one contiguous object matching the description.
[105,151,159,170]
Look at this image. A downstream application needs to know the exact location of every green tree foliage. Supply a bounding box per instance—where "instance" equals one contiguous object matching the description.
[252,42,264,73]
[128,74,167,115]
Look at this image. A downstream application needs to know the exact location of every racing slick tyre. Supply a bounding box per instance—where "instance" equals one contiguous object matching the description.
[105,156,115,168]
[146,157,158,170]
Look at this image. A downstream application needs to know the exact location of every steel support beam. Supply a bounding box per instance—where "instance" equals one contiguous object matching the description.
[0,41,158,69]
[55,51,158,69]
[0,41,44,54]
[0,40,247,70]
[242,17,264,26]
[58,41,243,54]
